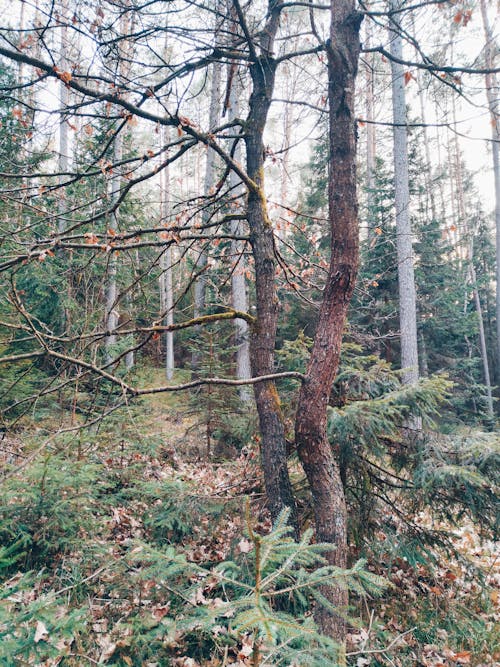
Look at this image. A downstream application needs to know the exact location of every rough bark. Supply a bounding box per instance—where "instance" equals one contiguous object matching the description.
[295,0,362,645]
[388,0,419,388]
[244,1,297,527]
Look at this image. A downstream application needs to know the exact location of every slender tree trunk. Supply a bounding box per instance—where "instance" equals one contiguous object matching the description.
[416,71,437,222]
[295,0,362,647]
[58,0,69,233]
[104,8,133,366]
[105,137,121,364]
[364,17,377,231]
[479,0,500,385]
[159,128,174,380]
[244,4,298,527]
[192,59,221,370]
[471,262,494,418]
[227,77,251,400]
[451,91,495,419]
[388,0,419,388]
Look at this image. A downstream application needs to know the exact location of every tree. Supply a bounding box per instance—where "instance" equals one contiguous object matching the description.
[388,0,420,390]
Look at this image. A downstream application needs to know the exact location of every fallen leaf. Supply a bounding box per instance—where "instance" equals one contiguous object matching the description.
[237,538,253,554]
[34,620,49,643]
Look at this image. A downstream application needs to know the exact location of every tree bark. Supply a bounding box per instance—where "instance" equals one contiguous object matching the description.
[160,127,174,380]
[192,59,221,370]
[364,17,377,232]
[388,0,420,388]
[244,1,298,527]
[295,0,362,646]
[104,6,133,367]
[227,77,252,401]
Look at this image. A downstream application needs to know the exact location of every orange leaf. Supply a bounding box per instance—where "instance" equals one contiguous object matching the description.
[454,651,471,664]
[404,71,414,85]
[374,227,383,235]
[58,70,72,84]
[453,11,463,23]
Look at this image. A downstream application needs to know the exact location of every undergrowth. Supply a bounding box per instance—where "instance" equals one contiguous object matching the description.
[0,389,497,666]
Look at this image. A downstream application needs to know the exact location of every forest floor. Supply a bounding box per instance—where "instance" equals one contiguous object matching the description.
[0,371,498,666]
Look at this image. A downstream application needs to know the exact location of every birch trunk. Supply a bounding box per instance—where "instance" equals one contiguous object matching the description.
[227,78,251,400]
[104,137,122,364]
[388,0,420,388]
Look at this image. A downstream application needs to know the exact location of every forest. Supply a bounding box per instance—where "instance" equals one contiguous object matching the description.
[0,0,498,665]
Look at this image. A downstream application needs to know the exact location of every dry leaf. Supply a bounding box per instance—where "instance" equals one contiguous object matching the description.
[237,538,253,554]
[34,620,49,643]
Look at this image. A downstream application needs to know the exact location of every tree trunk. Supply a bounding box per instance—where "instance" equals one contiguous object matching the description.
[295,0,362,646]
[104,135,122,364]
[471,263,494,419]
[364,17,377,232]
[450,90,495,420]
[244,4,298,527]
[192,59,221,370]
[58,0,69,234]
[388,0,420,389]
[227,76,252,400]
[104,7,133,367]
[479,0,500,386]
[159,128,175,380]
